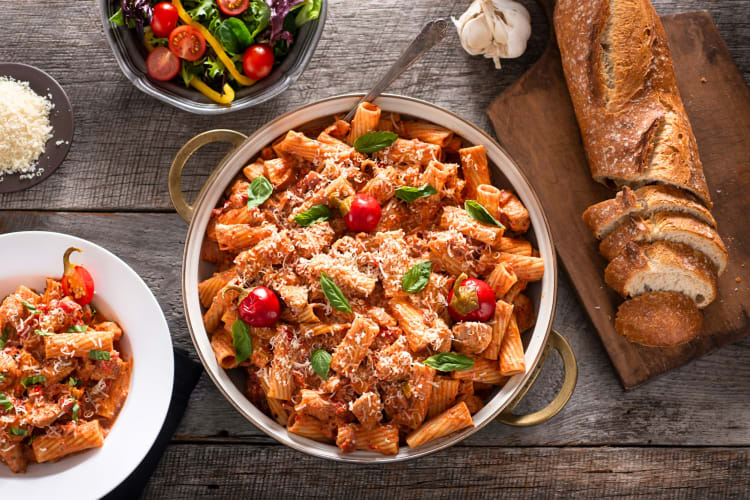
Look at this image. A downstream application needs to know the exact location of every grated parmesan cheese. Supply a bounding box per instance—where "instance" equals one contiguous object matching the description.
[0,77,54,179]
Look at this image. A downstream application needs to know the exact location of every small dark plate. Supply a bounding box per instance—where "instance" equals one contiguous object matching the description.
[0,63,74,193]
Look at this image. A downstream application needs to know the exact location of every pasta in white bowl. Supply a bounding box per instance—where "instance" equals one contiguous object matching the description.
[0,231,173,496]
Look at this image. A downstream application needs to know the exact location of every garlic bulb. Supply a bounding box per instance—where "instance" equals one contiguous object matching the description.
[452,0,532,69]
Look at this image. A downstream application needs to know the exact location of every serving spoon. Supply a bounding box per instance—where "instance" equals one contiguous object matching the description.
[343,18,450,122]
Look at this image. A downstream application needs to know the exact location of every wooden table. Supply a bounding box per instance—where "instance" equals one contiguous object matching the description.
[2,1,749,497]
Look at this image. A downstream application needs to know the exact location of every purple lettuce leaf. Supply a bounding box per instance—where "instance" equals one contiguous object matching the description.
[265,0,305,41]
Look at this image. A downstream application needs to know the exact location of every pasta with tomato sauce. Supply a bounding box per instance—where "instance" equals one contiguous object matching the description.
[199,104,543,455]
[0,249,130,473]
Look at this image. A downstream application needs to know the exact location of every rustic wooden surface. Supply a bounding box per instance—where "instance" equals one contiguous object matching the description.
[488,10,750,389]
[1,0,749,498]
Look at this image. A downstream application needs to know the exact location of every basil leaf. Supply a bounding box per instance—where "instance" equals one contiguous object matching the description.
[353,131,398,153]
[320,273,352,313]
[0,393,12,410]
[402,261,432,294]
[88,350,111,361]
[21,375,46,388]
[68,377,79,387]
[21,300,41,315]
[9,428,27,437]
[232,319,253,364]
[34,330,54,336]
[395,184,438,203]
[72,401,80,422]
[310,349,331,379]
[293,204,331,226]
[66,324,88,333]
[0,374,5,383]
[0,328,8,349]
[464,200,505,228]
[247,176,273,208]
[423,353,475,372]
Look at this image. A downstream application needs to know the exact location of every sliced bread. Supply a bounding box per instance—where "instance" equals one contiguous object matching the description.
[615,291,703,347]
[599,212,728,274]
[582,185,716,239]
[604,241,717,308]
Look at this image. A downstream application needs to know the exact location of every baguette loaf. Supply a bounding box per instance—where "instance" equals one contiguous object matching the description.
[582,185,716,240]
[554,0,711,206]
[615,291,702,346]
[600,212,727,274]
[604,241,717,308]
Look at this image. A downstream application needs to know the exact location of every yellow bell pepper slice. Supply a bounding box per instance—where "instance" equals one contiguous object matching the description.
[172,0,256,86]
[190,79,236,105]
[144,31,156,52]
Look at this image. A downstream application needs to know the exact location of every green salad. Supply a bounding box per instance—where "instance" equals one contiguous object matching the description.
[109,0,321,103]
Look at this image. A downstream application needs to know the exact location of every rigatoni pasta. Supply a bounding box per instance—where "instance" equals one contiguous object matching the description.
[0,266,130,473]
[197,106,543,455]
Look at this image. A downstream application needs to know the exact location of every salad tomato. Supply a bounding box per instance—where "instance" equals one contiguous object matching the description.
[150,2,179,37]
[344,193,382,232]
[242,44,274,80]
[238,286,280,327]
[61,247,95,306]
[447,275,495,323]
[169,25,206,61]
[146,47,181,81]
[217,0,249,16]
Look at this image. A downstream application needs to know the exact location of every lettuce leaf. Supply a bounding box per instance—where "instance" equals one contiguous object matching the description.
[265,0,305,41]
[294,0,322,27]
[242,0,272,39]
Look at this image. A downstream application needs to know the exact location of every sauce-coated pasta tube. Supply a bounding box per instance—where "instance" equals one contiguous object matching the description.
[347,102,381,145]
[32,420,105,463]
[406,402,473,448]
[44,331,114,359]
[459,145,491,200]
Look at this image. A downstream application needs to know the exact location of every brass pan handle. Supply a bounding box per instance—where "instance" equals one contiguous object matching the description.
[496,329,578,427]
[168,129,247,223]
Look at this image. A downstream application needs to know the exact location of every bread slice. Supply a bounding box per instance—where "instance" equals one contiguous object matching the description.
[582,185,716,240]
[615,291,702,347]
[604,241,717,308]
[600,212,727,274]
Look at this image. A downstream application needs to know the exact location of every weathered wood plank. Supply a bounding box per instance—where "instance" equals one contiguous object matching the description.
[142,444,750,499]
[0,0,747,211]
[2,211,749,447]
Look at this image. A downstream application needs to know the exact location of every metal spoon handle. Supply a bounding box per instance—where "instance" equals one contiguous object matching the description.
[343,18,450,122]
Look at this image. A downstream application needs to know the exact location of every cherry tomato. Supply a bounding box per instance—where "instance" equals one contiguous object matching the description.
[217,0,249,16]
[447,277,495,323]
[150,2,179,38]
[61,247,95,306]
[146,46,181,81]
[242,44,274,80]
[169,25,206,61]
[344,193,382,232]
[238,286,280,327]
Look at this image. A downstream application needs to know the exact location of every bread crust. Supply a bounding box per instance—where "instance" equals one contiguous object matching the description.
[600,212,728,274]
[604,241,718,308]
[554,0,711,205]
[615,291,702,346]
[582,185,717,239]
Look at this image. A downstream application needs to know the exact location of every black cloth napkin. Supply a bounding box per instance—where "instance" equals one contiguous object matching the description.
[103,348,203,500]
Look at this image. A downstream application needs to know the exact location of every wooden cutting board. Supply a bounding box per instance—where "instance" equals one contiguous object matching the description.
[488,4,750,389]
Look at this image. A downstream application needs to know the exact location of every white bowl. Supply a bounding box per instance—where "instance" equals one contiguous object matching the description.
[0,231,174,499]
[177,94,559,462]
